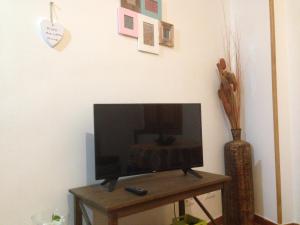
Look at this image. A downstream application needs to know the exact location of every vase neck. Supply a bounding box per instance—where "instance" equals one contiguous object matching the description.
[231,129,242,141]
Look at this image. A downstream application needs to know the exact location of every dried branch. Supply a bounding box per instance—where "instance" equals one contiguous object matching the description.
[218,0,242,130]
[217,58,241,129]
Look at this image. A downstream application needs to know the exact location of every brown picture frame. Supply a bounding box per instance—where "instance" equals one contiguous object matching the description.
[121,0,141,13]
[159,21,174,47]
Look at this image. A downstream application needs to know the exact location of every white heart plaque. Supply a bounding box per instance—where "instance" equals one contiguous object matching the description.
[40,20,65,47]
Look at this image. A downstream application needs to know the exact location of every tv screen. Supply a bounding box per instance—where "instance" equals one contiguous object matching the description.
[94,104,203,180]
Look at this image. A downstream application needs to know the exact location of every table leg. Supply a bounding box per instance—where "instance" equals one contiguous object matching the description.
[221,187,227,225]
[74,196,82,225]
[179,200,185,216]
[108,215,118,225]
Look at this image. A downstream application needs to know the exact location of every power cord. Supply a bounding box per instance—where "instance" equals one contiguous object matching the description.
[173,203,177,219]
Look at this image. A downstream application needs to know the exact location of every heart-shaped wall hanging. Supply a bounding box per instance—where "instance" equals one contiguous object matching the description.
[40,19,65,48]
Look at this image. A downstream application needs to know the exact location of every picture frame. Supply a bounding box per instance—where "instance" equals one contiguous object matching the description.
[141,0,162,20]
[117,7,139,38]
[121,0,141,13]
[138,14,159,54]
[159,21,174,47]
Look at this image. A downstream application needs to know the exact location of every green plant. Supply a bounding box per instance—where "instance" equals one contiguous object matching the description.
[52,214,61,222]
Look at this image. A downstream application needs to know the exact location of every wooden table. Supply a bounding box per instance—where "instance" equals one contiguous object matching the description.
[69,170,231,225]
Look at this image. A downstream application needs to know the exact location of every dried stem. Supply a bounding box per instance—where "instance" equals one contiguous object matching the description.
[217,0,242,130]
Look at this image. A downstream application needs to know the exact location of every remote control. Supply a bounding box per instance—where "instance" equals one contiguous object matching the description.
[125,187,148,196]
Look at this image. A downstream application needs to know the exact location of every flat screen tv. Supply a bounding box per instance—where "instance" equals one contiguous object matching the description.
[94,104,203,189]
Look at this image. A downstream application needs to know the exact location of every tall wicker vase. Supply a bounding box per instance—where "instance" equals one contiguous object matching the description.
[223,129,254,225]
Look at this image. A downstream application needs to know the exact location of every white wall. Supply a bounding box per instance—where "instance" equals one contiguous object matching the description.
[0,1,230,225]
[230,0,278,223]
[275,0,300,223]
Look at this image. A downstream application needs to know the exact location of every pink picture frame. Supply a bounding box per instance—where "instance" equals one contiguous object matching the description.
[118,7,138,38]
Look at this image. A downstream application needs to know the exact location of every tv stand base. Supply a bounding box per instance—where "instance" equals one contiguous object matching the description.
[183,168,203,179]
[101,178,118,192]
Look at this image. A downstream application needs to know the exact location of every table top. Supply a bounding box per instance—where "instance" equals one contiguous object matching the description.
[70,170,230,214]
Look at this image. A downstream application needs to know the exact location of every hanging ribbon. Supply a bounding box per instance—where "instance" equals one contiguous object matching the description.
[50,2,54,25]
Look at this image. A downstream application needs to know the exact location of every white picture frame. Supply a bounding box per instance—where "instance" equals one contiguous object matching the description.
[137,14,159,55]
